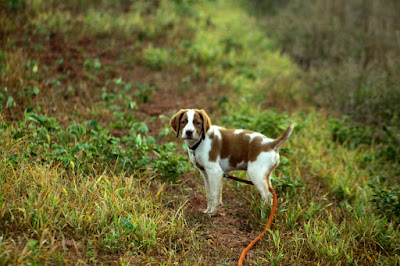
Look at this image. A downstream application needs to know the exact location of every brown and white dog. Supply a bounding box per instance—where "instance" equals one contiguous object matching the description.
[170,109,294,215]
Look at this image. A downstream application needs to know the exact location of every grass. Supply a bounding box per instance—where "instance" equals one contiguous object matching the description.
[1,0,399,264]
[0,161,194,264]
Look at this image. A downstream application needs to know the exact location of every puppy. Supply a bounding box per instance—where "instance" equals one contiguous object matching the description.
[170,109,293,215]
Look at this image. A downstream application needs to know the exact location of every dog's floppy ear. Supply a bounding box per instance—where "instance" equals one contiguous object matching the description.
[170,109,187,138]
[196,109,211,139]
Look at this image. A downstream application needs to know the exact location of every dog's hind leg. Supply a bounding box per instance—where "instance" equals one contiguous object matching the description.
[248,152,279,206]
[248,166,277,206]
[250,176,272,206]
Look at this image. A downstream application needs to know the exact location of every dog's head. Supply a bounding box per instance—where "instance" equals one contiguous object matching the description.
[170,109,211,143]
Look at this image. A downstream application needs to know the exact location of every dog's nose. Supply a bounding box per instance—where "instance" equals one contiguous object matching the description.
[186,130,194,137]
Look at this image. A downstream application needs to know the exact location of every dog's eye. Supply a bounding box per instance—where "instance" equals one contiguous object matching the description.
[195,121,201,126]
[181,120,186,125]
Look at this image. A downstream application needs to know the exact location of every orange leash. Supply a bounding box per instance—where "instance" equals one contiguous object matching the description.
[238,185,278,266]
[222,174,278,265]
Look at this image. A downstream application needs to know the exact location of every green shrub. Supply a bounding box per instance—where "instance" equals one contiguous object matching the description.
[143,46,176,70]
[133,82,156,103]
[328,117,400,165]
[369,183,400,224]
[7,0,26,10]
[328,117,373,149]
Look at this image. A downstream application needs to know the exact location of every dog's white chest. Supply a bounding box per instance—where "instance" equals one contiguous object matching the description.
[188,149,202,168]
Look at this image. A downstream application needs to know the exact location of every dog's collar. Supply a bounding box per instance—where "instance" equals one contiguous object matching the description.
[188,131,204,151]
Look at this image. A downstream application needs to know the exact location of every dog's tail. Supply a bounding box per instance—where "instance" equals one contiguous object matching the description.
[271,125,294,151]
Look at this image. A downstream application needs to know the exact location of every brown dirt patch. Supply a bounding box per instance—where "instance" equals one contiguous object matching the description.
[182,172,269,265]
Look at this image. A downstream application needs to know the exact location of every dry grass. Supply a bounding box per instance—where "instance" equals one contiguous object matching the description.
[0,129,195,264]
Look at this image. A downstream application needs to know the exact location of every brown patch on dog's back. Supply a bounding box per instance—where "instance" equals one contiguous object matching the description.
[248,136,277,162]
[208,130,222,162]
[209,129,277,169]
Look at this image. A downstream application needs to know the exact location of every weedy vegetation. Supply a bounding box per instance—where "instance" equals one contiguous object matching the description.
[1,0,399,264]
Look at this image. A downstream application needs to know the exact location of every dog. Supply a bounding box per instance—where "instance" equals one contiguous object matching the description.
[170,109,293,215]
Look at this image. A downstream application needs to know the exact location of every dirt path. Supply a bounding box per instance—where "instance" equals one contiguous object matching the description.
[183,172,263,265]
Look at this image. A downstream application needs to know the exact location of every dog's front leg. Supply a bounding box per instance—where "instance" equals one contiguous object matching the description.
[199,171,212,213]
[206,168,224,215]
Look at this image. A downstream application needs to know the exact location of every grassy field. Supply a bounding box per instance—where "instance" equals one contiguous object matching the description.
[1,0,399,265]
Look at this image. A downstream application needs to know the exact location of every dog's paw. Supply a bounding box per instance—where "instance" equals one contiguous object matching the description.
[202,209,219,217]
[207,208,219,216]
[202,208,211,214]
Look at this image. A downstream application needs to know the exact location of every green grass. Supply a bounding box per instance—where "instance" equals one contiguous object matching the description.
[1,0,399,264]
